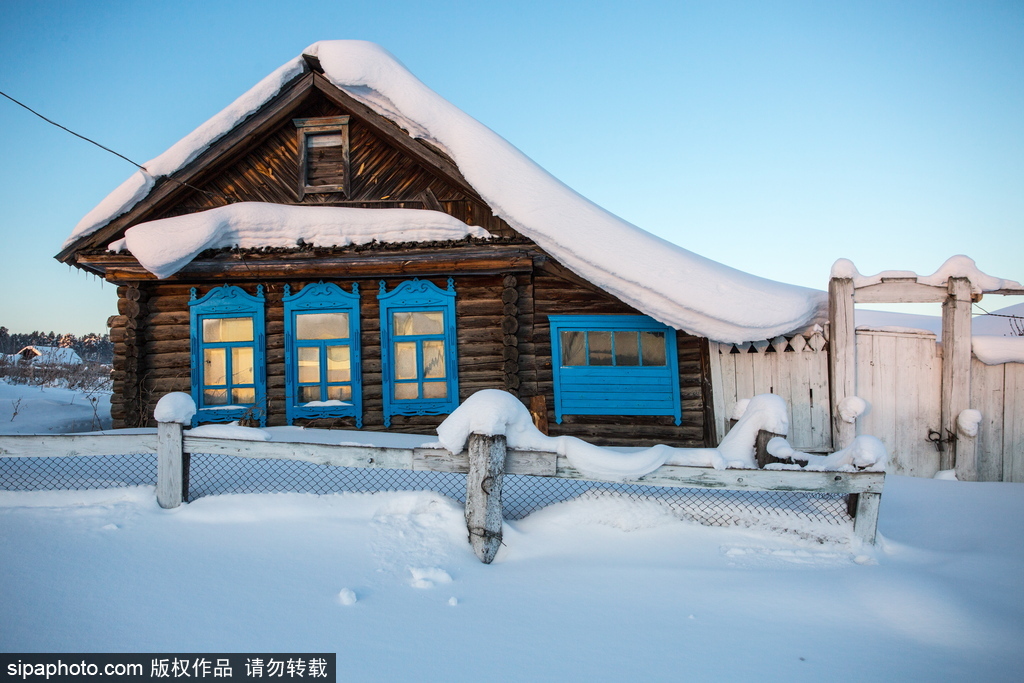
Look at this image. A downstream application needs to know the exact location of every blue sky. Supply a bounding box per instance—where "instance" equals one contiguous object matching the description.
[1,0,1021,335]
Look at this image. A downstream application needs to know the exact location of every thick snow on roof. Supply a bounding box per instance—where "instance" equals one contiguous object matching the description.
[18,346,83,365]
[107,202,491,279]
[831,255,1023,295]
[66,40,827,343]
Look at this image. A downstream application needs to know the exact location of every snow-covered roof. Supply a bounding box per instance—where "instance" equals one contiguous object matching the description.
[108,203,491,279]
[64,40,828,344]
[18,346,83,365]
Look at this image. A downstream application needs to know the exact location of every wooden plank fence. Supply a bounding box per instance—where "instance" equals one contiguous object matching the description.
[0,425,884,558]
[710,331,831,452]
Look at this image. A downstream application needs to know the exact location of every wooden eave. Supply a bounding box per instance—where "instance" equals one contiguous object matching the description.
[57,66,484,265]
[75,242,540,284]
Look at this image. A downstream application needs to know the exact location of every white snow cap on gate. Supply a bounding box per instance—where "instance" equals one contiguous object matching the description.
[831,255,1023,295]
[66,40,828,344]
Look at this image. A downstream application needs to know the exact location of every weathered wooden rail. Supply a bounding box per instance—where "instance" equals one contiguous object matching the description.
[0,425,884,561]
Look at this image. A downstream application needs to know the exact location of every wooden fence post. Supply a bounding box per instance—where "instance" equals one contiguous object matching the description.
[755,430,786,468]
[829,277,857,451]
[852,492,881,545]
[955,414,980,482]
[465,433,507,564]
[941,277,972,472]
[156,421,183,509]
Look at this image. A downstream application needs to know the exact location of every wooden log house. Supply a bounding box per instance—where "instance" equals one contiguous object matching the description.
[56,42,825,448]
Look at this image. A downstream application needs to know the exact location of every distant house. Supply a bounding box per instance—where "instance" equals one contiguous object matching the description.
[55,41,825,441]
[15,346,84,366]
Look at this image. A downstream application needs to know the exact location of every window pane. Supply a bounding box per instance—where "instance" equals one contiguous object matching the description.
[300,386,320,403]
[297,346,320,383]
[232,387,255,404]
[326,346,351,382]
[204,388,227,405]
[641,331,667,366]
[296,312,348,340]
[327,385,352,401]
[561,331,585,366]
[588,331,613,366]
[394,342,418,380]
[203,317,253,343]
[204,348,226,385]
[614,331,640,366]
[422,340,446,379]
[423,382,447,399]
[394,382,419,400]
[393,311,444,336]
[232,347,254,384]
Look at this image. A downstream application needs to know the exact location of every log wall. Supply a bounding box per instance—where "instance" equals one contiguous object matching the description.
[531,270,711,448]
[111,262,713,448]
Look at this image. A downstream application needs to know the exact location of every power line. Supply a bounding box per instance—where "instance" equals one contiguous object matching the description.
[0,89,148,170]
[0,88,229,201]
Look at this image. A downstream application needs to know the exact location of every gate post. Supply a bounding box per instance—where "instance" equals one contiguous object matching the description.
[465,433,507,564]
[829,277,857,451]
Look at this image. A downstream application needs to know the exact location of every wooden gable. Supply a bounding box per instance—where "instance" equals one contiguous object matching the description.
[58,69,521,271]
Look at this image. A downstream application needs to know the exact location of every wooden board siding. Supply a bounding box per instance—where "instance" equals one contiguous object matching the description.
[531,271,710,448]
[148,91,518,239]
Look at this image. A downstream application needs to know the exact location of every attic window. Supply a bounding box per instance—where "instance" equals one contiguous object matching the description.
[294,116,350,199]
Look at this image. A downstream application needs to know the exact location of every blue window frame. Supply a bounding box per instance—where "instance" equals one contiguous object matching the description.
[189,285,266,426]
[549,315,681,425]
[283,282,363,426]
[378,278,458,426]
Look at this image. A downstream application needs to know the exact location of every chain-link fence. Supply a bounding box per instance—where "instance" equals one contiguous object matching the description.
[0,453,155,491]
[1,449,853,531]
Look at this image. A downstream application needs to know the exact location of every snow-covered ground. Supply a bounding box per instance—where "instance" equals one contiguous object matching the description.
[0,480,1022,681]
[1,383,1023,680]
[0,379,111,434]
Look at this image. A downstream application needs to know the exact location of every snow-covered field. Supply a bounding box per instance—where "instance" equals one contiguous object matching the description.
[2,382,1023,681]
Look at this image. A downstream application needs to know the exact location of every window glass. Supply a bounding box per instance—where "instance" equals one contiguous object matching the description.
[204,348,226,385]
[326,346,351,382]
[231,347,254,384]
[297,347,320,383]
[422,340,446,379]
[561,331,585,366]
[393,311,444,336]
[423,382,447,399]
[327,385,352,401]
[641,331,667,366]
[203,317,253,343]
[299,386,320,403]
[614,331,640,366]
[588,331,613,366]
[394,342,418,380]
[232,388,255,404]
[296,312,348,340]
[395,383,419,400]
[204,388,228,405]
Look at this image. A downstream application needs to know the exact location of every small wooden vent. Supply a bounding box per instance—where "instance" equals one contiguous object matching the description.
[294,116,350,199]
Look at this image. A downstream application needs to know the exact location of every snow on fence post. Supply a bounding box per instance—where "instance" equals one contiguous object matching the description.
[154,392,195,509]
[156,420,184,509]
[941,277,973,472]
[465,432,507,564]
[829,277,857,451]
